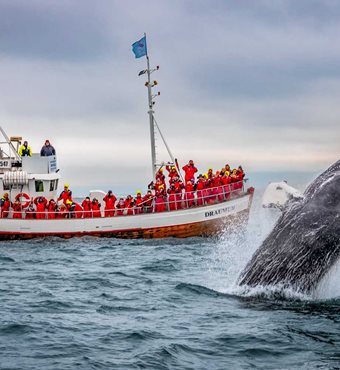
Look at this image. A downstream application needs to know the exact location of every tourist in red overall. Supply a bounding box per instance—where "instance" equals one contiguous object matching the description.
[12,199,23,219]
[126,199,135,216]
[166,165,179,184]
[154,186,166,213]
[66,200,83,218]
[124,195,134,215]
[195,175,206,206]
[34,196,47,219]
[142,190,154,213]
[134,191,143,214]
[173,177,184,210]
[182,160,198,183]
[58,184,73,205]
[205,168,216,203]
[184,181,195,208]
[25,201,35,219]
[237,166,245,191]
[221,172,232,200]
[103,190,116,217]
[115,198,126,216]
[167,184,177,211]
[0,193,11,218]
[57,204,69,219]
[82,197,92,218]
[213,171,224,202]
[230,169,240,195]
[156,169,167,191]
[91,198,101,218]
[47,199,58,219]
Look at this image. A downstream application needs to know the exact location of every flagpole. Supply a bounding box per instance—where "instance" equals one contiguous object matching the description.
[145,34,157,180]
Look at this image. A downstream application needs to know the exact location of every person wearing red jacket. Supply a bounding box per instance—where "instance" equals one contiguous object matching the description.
[154,189,166,213]
[126,199,135,216]
[47,199,58,219]
[57,204,69,219]
[142,190,153,213]
[12,199,23,219]
[124,195,134,215]
[115,198,126,216]
[58,184,73,205]
[91,198,101,218]
[237,166,245,191]
[173,177,184,210]
[166,165,179,184]
[213,171,224,202]
[34,196,47,219]
[182,160,198,183]
[0,193,11,218]
[167,184,177,211]
[230,169,240,195]
[221,172,232,200]
[134,191,143,214]
[82,197,92,218]
[103,190,117,217]
[25,201,35,219]
[184,180,195,208]
[66,200,83,218]
[195,175,206,206]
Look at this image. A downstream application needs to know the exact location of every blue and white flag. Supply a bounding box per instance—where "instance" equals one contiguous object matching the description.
[132,36,147,58]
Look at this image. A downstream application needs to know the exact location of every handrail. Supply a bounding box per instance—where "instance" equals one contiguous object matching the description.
[0,180,246,220]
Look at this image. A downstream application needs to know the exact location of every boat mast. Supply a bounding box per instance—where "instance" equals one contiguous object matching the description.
[145,53,157,180]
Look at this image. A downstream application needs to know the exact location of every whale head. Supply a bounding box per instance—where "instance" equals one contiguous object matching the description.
[238,160,340,295]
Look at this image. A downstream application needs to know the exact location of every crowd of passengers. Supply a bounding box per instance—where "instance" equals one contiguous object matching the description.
[0,161,245,219]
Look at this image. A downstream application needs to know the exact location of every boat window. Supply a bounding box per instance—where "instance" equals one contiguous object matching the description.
[55,179,59,190]
[35,180,44,192]
[3,184,9,191]
[50,180,55,191]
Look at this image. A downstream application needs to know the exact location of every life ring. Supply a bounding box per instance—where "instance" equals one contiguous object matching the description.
[15,192,31,208]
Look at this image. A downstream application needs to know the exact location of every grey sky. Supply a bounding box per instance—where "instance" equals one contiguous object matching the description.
[0,0,339,191]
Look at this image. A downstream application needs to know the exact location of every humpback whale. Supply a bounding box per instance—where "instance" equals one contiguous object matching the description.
[238,160,340,294]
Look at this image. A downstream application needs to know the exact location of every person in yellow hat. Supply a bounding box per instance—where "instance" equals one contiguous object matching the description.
[57,184,73,205]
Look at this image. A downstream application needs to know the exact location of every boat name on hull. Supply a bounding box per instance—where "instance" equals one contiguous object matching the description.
[205,205,236,218]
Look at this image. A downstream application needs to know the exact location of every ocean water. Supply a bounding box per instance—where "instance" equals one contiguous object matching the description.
[0,195,339,370]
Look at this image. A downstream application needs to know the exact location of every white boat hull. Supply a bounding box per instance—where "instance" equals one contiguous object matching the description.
[0,193,253,240]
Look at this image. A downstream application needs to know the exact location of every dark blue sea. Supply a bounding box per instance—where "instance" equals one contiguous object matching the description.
[0,197,339,370]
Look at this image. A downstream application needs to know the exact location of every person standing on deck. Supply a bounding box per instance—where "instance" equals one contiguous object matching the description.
[58,184,73,205]
[182,160,197,183]
[12,199,23,219]
[82,197,92,218]
[103,190,117,217]
[40,139,56,156]
[0,193,11,218]
[34,196,47,219]
[18,141,32,157]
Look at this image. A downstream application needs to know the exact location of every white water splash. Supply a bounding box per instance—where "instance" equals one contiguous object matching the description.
[205,189,340,301]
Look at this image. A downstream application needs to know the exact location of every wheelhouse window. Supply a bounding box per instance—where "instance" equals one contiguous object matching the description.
[50,180,55,191]
[35,180,44,192]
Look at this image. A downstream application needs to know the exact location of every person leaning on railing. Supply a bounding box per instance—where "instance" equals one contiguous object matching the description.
[40,139,56,156]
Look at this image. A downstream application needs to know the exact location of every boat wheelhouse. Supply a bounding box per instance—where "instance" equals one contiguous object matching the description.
[0,127,60,207]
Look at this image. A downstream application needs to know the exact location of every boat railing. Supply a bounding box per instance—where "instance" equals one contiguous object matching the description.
[0,180,250,219]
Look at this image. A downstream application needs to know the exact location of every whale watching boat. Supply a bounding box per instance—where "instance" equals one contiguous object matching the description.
[0,37,254,240]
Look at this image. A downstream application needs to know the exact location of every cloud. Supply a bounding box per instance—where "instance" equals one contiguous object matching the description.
[0,0,339,191]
